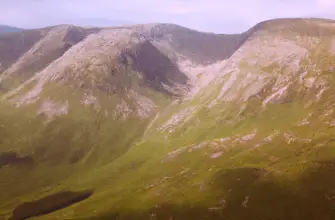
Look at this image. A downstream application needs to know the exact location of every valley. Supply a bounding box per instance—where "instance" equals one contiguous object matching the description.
[1,18,335,219]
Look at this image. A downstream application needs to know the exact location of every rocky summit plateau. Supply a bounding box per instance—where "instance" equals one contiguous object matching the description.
[1,18,335,220]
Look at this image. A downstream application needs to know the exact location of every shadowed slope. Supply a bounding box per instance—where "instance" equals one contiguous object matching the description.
[0,29,46,73]
[2,18,335,220]
[0,25,100,92]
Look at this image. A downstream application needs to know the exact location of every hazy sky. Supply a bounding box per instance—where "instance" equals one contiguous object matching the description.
[1,0,335,33]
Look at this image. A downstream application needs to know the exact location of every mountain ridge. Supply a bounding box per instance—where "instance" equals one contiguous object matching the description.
[0,25,22,33]
[1,17,335,220]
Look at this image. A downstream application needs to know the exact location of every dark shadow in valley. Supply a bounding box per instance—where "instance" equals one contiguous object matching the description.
[122,40,189,96]
[10,190,93,220]
[0,152,33,169]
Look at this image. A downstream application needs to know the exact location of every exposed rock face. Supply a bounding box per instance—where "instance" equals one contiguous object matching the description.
[0,23,248,119]
[2,18,335,220]
[1,18,335,148]
[145,18,335,137]
[0,25,100,91]
[1,18,334,125]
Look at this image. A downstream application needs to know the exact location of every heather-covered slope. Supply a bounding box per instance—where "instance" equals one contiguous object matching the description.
[1,18,335,220]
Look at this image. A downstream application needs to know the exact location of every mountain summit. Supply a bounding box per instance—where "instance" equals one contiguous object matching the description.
[1,18,335,220]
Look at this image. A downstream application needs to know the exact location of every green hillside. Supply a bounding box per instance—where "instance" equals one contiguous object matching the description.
[1,18,335,220]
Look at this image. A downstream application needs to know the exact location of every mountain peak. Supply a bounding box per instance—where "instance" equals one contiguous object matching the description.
[3,18,335,220]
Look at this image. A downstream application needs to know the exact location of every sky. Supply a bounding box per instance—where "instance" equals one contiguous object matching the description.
[1,0,335,33]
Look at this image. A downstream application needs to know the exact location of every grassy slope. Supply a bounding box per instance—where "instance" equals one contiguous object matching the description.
[57,30,335,219]
[0,78,170,219]
[19,59,335,220]
[26,99,335,220]
[2,20,335,219]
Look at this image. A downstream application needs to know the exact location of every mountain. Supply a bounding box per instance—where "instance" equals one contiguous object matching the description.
[0,25,101,91]
[0,25,22,33]
[1,18,335,220]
